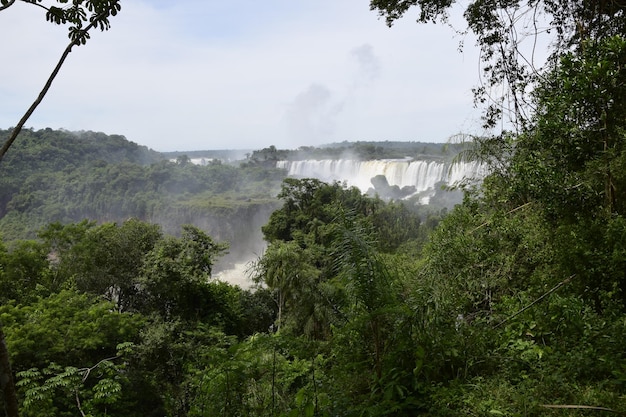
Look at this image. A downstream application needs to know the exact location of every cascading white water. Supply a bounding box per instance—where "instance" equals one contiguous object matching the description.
[276,159,485,198]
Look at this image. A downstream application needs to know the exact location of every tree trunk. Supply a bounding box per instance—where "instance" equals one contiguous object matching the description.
[0,324,19,417]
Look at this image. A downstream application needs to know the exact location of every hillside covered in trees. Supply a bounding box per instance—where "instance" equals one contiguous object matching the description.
[0,128,287,266]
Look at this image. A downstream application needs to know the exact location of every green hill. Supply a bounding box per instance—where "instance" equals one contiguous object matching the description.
[0,128,284,250]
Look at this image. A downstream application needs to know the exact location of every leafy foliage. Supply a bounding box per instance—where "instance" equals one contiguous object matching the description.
[0,0,122,44]
[17,343,132,417]
[0,218,283,416]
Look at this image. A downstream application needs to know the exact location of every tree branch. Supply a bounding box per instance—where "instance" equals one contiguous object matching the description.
[0,10,108,164]
[541,404,626,415]
[494,275,575,328]
[0,0,16,12]
[18,0,51,13]
[75,389,87,417]
[78,355,120,382]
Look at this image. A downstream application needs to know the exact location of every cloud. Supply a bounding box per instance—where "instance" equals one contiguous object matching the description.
[0,0,485,151]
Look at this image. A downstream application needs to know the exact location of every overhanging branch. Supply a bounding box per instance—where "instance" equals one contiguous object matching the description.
[0,10,109,164]
[0,0,16,12]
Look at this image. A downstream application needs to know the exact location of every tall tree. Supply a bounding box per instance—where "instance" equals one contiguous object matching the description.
[366,1,626,414]
[0,290,145,416]
[0,325,18,417]
[138,225,228,321]
[251,240,321,334]
[40,219,163,312]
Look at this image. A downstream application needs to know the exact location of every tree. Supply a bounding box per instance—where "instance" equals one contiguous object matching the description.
[0,237,50,417]
[362,3,626,414]
[0,325,19,417]
[0,240,51,305]
[0,0,122,163]
[138,225,228,321]
[522,35,626,219]
[251,240,321,333]
[370,5,626,411]
[40,219,163,312]
[257,179,423,340]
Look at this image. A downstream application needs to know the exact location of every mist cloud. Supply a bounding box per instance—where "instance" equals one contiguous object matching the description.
[284,83,344,144]
[283,45,383,145]
[351,44,381,81]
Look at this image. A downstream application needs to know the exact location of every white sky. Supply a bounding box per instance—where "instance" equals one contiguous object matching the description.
[0,1,484,152]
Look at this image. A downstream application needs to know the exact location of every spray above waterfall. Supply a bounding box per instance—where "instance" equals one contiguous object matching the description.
[173,141,486,206]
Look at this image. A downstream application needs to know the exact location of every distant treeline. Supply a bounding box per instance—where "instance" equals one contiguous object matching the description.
[0,128,284,244]
[165,140,472,167]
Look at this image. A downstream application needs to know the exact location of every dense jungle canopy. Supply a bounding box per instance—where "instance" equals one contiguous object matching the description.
[1,0,626,415]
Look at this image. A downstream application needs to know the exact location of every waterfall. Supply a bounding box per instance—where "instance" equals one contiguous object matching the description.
[276,159,485,201]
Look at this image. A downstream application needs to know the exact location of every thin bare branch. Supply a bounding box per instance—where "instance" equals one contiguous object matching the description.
[79,355,120,382]
[75,389,87,417]
[0,9,108,164]
[541,404,626,415]
[470,202,532,233]
[18,0,50,13]
[494,275,575,328]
